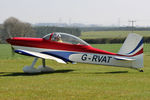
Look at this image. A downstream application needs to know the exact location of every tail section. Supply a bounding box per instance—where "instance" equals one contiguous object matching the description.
[118,33,143,69]
[118,33,143,55]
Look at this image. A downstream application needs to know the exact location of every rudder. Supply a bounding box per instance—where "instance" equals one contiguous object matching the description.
[118,33,144,69]
[118,33,143,56]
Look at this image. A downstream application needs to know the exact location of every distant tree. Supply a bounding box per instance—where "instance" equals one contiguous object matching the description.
[0,24,3,43]
[1,17,35,43]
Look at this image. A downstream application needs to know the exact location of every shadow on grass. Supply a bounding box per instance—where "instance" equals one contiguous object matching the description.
[0,69,74,77]
[0,70,129,77]
[93,71,128,74]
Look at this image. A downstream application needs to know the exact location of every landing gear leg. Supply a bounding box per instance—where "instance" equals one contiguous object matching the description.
[37,59,55,72]
[23,58,55,73]
[23,57,40,73]
[42,59,46,67]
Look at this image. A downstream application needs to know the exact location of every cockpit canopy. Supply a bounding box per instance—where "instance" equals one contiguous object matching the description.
[43,32,89,45]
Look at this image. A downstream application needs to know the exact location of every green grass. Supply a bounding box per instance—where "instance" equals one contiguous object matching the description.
[81,31,150,39]
[0,44,150,100]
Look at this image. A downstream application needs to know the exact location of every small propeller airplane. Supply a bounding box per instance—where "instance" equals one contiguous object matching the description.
[6,32,144,73]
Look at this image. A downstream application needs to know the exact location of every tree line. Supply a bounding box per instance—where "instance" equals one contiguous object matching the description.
[34,26,81,38]
[84,37,150,44]
[1,17,150,44]
[0,17,81,43]
[80,26,150,32]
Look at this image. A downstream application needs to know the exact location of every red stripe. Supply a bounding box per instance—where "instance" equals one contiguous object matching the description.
[7,37,144,57]
[117,48,143,57]
[132,48,143,56]
[7,37,117,55]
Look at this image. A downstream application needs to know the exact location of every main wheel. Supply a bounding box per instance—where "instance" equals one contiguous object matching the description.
[23,66,41,73]
[37,66,55,72]
[139,69,144,72]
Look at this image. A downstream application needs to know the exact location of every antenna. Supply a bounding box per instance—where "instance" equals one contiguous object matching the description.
[69,18,71,26]
[118,18,121,27]
[128,20,136,32]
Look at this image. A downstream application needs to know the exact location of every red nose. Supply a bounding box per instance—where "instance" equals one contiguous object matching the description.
[6,38,13,44]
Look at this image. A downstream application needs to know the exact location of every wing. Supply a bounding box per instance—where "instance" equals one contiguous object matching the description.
[15,49,67,64]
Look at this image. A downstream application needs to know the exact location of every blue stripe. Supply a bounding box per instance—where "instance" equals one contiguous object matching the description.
[15,50,75,63]
[41,51,76,62]
[128,38,143,54]
[15,50,37,57]
[114,58,124,60]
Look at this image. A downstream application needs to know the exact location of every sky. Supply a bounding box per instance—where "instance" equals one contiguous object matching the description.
[0,0,150,26]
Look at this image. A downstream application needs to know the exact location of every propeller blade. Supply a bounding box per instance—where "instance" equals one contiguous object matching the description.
[11,45,15,56]
[7,29,12,38]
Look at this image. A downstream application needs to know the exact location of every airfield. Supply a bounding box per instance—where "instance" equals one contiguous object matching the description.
[0,32,150,100]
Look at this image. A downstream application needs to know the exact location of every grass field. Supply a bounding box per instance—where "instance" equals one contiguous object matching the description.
[0,44,150,100]
[80,31,150,39]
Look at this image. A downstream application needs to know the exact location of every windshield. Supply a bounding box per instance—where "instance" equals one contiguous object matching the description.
[43,32,89,45]
[43,33,52,40]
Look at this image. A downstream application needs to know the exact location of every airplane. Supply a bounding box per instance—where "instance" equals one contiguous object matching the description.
[6,32,144,73]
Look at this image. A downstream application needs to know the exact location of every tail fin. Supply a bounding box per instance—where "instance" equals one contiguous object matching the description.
[118,33,143,56]
[118,33,143,68]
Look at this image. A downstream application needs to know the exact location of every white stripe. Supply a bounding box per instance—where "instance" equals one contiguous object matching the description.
[13,45,74,53]
[128,44,143,55]
[15,48,66,64]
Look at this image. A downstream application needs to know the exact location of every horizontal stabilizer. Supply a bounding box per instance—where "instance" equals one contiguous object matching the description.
[114,56,135,62]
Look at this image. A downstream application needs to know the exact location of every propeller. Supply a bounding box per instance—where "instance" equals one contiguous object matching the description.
[11,45,15,56]
[7,30,15,56]
[7,28,12,38]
